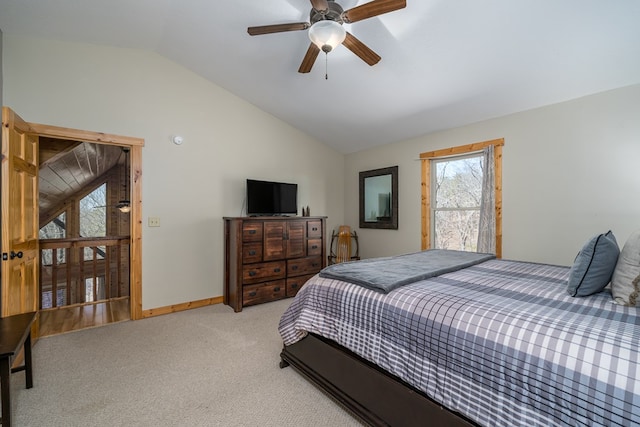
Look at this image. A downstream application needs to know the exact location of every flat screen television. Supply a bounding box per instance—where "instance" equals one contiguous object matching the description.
[246,179,298,216]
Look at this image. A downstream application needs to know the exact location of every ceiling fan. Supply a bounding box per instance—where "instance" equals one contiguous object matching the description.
[247,0,406,73]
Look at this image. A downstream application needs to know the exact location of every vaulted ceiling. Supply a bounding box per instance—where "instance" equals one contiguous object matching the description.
[1,0,639,153]
[39,140,124,219]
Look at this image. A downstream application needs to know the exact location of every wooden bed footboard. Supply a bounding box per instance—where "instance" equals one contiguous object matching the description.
[279,333,478,427]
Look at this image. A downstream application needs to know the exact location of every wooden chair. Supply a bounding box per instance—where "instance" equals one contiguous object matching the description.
[328,225,360,265]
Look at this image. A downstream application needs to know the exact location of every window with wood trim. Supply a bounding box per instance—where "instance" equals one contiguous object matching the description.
[420,139,504,257]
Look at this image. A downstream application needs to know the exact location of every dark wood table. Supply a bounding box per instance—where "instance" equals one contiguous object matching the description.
[0,312,36,427]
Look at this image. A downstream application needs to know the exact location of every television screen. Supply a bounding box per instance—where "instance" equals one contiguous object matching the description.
[246,179,297,216]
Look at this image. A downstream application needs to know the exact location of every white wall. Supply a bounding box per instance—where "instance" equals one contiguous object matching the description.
[3,35,345,310]
[346,84,640,266]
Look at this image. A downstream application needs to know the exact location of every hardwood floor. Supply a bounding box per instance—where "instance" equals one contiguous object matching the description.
[39,297,130,337]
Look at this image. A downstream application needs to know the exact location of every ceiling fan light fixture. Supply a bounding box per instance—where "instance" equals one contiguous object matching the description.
[308,20,346,53]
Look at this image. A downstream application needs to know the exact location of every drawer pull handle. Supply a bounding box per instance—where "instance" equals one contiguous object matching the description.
[274,287,281,292]
[248,250,256,256]
[291,284,298,289]
[249,230,256,234]
[312,227,318,231]
[292,265,298,270]
[249,291,257,297]
[312,263,319,267]
[274,268,281,273]
[249,271,257,277]
[311,245,318,249]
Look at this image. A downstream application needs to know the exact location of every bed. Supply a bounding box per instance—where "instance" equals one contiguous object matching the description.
[278,249,640,427]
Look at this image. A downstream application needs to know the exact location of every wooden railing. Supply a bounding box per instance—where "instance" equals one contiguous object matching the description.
[39,236,130,309]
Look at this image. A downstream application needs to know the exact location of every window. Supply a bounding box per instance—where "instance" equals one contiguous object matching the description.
[80,183,107,238]
[432,154,483,251]
[420,139,503,257]
[39,212,67,268]
[39,212,67,239]
[80,184,107,261]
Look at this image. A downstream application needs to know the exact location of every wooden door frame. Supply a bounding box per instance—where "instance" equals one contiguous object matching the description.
[28,122,144,320]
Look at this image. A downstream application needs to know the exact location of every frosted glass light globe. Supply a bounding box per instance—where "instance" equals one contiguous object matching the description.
[308,20,346,53]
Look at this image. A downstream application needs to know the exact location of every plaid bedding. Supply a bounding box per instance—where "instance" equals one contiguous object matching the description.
[279,258,640,427]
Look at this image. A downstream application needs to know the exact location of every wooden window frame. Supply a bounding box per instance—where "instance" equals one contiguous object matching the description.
[420,138,504,258]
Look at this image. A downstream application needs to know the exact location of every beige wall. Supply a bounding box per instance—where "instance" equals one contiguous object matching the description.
[5,34,639,309]
[3,35,345,310]
[346,84,640,266]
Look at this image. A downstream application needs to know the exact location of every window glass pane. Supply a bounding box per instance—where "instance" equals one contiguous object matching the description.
[434,209,480,251]
[85,276,106,302]
[80,183,107,237]
[41,287,66,309]
[432,153,483,252]
[83,245,106,261]
[434,156,483,208]
[39,212,66,239]
[40,213,67,266]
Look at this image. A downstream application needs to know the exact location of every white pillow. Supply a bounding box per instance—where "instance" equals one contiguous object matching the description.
[611,229,640,306]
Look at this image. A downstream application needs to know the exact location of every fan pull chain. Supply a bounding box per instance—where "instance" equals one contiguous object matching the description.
[325,53,329,80]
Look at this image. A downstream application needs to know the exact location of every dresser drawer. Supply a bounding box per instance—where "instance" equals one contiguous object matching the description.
[286,274,315,297]
[307,239,322,256]
[243,261,286,284]
[243,243,262,264]
[307,220,322,238]
[287,256,322,277]
[243,222,263,242]
[243,280,285,306]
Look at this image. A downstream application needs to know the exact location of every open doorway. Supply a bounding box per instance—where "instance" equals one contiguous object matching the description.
[1,108,143,335]
[37,140,131,336]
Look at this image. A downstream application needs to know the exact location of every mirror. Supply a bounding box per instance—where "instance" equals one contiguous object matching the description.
[359,166,398,229]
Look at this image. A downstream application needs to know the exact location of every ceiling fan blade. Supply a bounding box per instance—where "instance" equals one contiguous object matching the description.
[342,0,406,23]
[310,0,329,12]
[342,32,381,66]
[298,43,321,73]
[247,22,310,36]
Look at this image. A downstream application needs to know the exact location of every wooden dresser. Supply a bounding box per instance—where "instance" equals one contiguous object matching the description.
[224,216,327,312]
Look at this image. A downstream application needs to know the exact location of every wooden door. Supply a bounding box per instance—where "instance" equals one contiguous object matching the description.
[1,107,39,317]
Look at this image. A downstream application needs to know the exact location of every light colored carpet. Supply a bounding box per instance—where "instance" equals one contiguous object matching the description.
[11,299,363,426]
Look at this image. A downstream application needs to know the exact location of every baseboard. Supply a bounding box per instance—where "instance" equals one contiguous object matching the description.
[141,296,223,318]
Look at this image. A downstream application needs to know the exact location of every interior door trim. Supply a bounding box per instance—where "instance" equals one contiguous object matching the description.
[28,121,145,320]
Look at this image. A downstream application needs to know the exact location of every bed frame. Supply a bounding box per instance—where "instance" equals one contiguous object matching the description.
[279,333,479,427]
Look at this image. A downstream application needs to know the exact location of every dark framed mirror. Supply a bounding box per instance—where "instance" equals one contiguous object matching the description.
[359,166,398,229]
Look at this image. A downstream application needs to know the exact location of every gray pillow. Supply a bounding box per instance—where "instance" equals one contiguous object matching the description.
[611,230,640,306]
[567,231,619,297]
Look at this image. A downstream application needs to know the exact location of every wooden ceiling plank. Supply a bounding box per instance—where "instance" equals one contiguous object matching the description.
[39,137,82,167]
